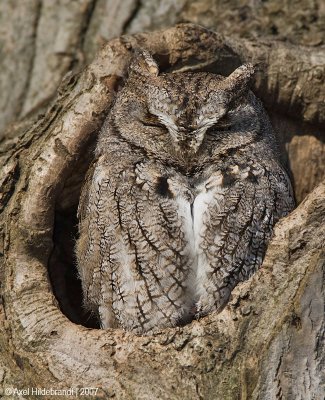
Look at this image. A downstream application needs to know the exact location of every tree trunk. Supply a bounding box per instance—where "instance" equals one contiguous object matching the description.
[0,20,324,400]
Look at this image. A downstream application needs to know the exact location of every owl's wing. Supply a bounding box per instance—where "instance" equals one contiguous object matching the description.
[76,159,117,327]
[77,157,195,333]
[106,170,195,333]
[77,161,96,222]
[195,163,295,315]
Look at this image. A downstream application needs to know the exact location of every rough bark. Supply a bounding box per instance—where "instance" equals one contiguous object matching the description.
[0,23,324,400]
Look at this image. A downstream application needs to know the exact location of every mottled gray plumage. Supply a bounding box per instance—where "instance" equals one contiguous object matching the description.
[76,50,295,334]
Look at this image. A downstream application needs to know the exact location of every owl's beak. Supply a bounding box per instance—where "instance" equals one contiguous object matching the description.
[175,128,206,155]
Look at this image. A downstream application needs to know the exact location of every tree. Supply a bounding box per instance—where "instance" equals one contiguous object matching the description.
[0,7,324,400]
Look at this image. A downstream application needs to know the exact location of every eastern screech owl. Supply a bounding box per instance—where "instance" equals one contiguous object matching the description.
[76,50,294,334]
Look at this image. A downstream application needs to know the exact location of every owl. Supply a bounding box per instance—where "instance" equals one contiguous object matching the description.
[76,50,295,335]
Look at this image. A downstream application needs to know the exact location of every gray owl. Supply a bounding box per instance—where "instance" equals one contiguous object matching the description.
[76,50,295,334]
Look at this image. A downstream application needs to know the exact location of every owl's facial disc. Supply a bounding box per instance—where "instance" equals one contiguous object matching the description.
[146,99,230,155]
[128,51,255,155]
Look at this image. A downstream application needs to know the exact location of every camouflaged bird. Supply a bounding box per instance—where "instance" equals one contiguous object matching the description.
[76,50,295,334]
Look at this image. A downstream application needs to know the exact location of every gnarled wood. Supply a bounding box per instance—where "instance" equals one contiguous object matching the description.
[0,23,324,399]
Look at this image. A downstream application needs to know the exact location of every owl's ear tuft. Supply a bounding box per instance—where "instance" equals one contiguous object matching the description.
[223,63,256,100]
[129,49,159,77]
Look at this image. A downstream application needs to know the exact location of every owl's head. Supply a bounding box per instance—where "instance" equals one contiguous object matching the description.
[107,50,268,164]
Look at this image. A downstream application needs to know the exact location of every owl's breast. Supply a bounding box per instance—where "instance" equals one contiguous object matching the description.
[171,172,225,251]
[135,161,225,252]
